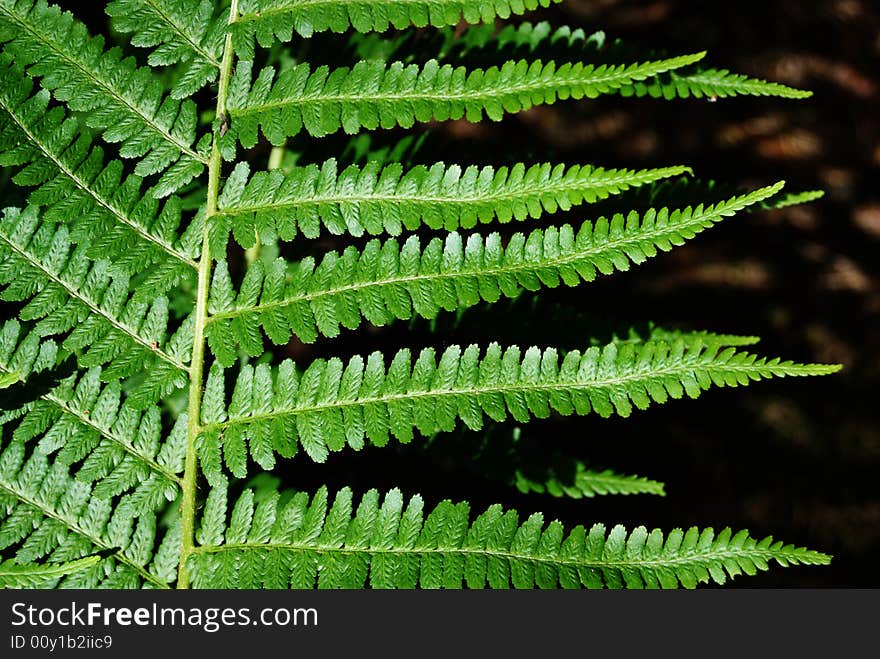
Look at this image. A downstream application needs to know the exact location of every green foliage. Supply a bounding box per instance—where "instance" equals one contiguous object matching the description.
[0,0,210,195]
[188,485,829,589]
[106,0,224,98]
[231,0,563,58]
[0,555,100,588]
[0,63,200,297]
[514,463,666,499]
[0,436,176,588]
[206,183,780,355]
[444,22,813,100]
[225,52,706,147]
[197,338,837,472]
[0,319,184,511]
[0,207,192,406]
[430,424,667,499]
[215,159,690,246]
[0,0,837,590]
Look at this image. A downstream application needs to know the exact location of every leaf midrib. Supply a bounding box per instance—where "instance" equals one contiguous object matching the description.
[204,357,822,431]
[233,0,550,25]
[141,0,221,67]
[229,56,702,117]
[215,166,685,217]
[192,539,813,578]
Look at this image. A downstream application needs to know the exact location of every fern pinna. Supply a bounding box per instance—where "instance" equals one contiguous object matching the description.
[0,0,838,590]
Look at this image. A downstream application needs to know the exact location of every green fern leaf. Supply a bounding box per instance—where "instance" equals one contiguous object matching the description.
[0,208,191,402]
[231,0,563,59]
[225,52,706,147]
[621,325,760,348]
[620,68,812,100]
[106,0,224,98]
[0,0,837,590]
[188,485,830,588]
[0,321,56,418]
[514,463,666,498]
[765,190,825,209]
[0,66,200,296]
[215,159,690,246]
[437,22,812,100]
[0,0,209,194]
[0,554,100,588]
[10,372,185,512]
[197,339,839,470]
[0,438,173,588]
[431,423,666,499]
[205,184,780,354]
[598,175,824,218]
[0,320,184,510]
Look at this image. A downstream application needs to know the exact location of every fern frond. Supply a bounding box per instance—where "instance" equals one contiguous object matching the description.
[225,52,706,147]
[0,67,200,296]
[619,326,760,349]
[765,190,825,209]
[0,320,57,417]
[205,184,780,356]
[445,20,603,59]
[0,0,209,194]
[197,339,839,473]
[0,554,100,588]
[0,439,173,588]
[0,321,184,510]
[231,0,563,59]
[0,208,191,399]
[215,159,690,247]
[433,422,667,499]
[439,22,812,100]
[106,0,224,99]
[620,68,812,100]
[433,296,763,350]
[514,463,665,498]
[188,485,830,588]
[9,372,185,511]
[596,175,824,219]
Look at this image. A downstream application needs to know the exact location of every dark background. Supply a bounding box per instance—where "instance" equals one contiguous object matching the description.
[53,0,879,587]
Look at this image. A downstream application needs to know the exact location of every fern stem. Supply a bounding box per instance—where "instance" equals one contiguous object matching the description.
[189,539,803,572]
[177,0,240,590]
[213,166,687,218]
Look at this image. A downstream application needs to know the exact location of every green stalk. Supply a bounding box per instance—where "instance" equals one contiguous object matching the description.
[177,0,240,590]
